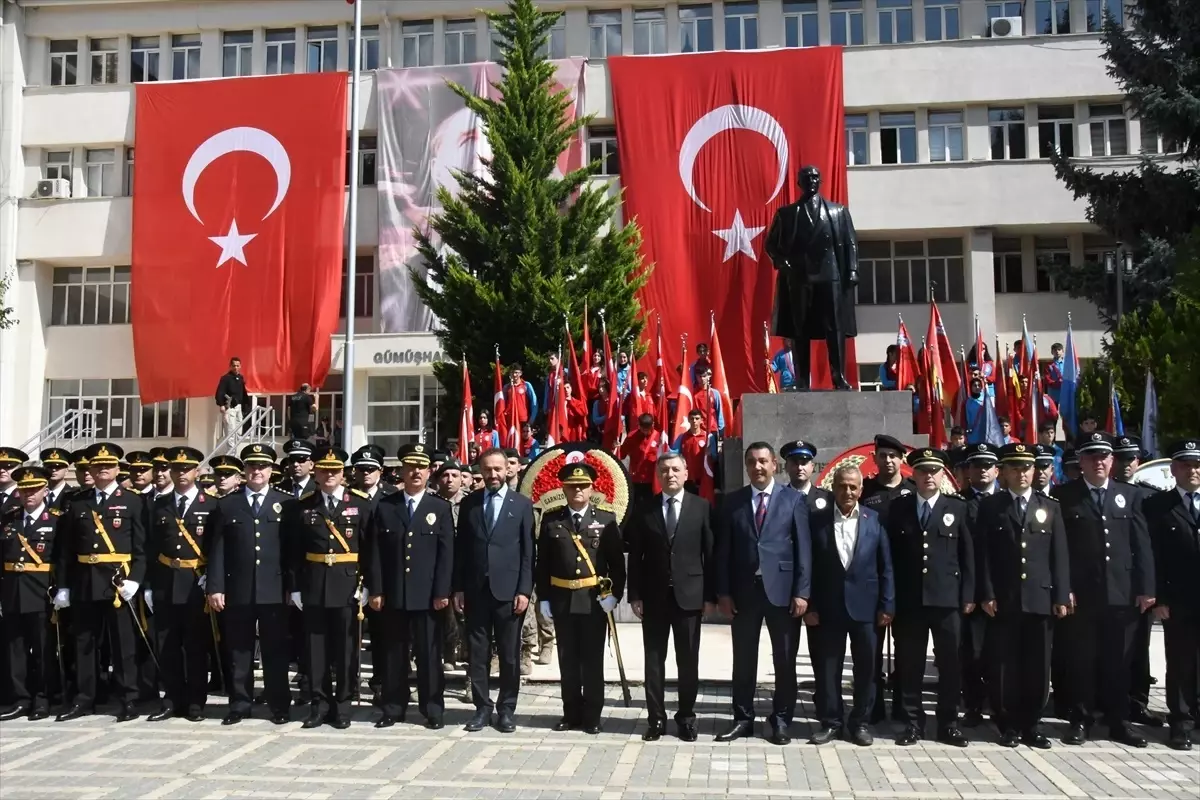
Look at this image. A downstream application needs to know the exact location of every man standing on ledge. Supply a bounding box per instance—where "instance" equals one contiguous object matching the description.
[214,356,248,441]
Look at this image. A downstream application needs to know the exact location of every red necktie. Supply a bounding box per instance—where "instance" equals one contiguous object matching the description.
[755,491,768,530]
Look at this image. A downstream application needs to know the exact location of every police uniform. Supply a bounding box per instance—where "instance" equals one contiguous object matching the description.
[976,443,1070,748]
[284,447,370,728]
[959,443,1000,726]
[54,443,147,722]
[1033,444,1057,496]
[536,464,626,733]
[365,444,454,729]
[781,440,834,515]
[0,467,58,719]
[278,439,317,499]
[887,449,973,746]
[349,444,396,701]
[1055,433,1154,747]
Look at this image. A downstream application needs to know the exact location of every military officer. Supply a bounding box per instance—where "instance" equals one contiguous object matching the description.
[69,450,94,497]
[887,448,974,747]
[0,467,59,720]
[284,447,370,729]
[350,443,395,702]
[976,443,1070,749]
[54,442,147,722]
[124,452,154,495]
[0,447,28,512]
[210,455,244,497]
[959,442,999,727]
[148,448,174,498]
[365,443,454,729]
[1054,432,1154,748]
[536,464,626,734]
[781,439,834,514]
[206,444,292,725]
[39,449,73,511]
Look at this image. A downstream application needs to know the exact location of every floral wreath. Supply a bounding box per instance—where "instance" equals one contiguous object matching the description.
[518,443,632,525]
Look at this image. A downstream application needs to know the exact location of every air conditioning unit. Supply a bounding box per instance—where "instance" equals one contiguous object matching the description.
[990,16,1024,38]
[35,178,71,199]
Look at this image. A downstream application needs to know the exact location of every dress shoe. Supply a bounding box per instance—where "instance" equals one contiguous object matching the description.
[897,725,922,746]
[271,711,290,725]
[808,726,841,745]
[1168,729,1193,751]
[148,704,176,722]
[1021,729,1052,749]
[0,706,30,721]
[552,718,577,732]
[768,724,791,746]
[56,705,88,722]
[678,723,697,742]
[937,727,969,748]
[425,718,444,730]
[28,707,50,722]
[222,711,246,725]
[642,721,666,742]
[1129,707,1164,728]
[1109,724,1147,748]
[495,713,516,734]
[851,726,874,746]
[961,710,985,728]
[464,709,492,732]
[374,715,396,729]
[1062,722,1088,745]
[715,721,754,742]
[301,712,324,729]
[186,708,205,723]
[115,704,139,723]
[330,717,351,730]
[997,729,1019,747]
[582,722,601,735]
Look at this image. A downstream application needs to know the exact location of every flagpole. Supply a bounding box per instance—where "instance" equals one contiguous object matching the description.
[342,0,364,449]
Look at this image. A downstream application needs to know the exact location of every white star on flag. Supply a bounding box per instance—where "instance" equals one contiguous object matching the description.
[712,209,765,262]
[209,219,257,268]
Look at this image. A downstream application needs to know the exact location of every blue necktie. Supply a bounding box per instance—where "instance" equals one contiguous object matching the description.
[1189,492,1199,524]
[919,502,931,529]
[486,491,499,531]
[1092,487,1105,511]
[407,498,415,519]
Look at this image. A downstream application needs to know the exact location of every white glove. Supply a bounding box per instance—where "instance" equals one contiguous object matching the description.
[289,592,303,610]
[599,594,618,614]
[539,600,552,620]
[118,580,139,602]
[53,589,70,609]
[197,574,207,591]
[357,587,368,607]
[144,590,154,613]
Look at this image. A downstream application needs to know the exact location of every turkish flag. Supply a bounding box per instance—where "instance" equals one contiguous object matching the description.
[610,49,846,400]
[131,74,347,403]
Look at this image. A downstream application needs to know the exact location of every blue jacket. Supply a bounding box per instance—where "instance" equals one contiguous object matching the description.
[809,504,895,624]
[715,483,812,608]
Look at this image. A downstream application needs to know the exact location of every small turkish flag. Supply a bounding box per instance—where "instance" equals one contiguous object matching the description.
[131,74,347,403]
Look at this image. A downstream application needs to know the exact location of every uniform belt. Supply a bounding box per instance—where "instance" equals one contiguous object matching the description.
[550,576,599,590]
[77,553,132,565]
[3,562,51,573]
[157,554,203,570]
[305,552,359,565]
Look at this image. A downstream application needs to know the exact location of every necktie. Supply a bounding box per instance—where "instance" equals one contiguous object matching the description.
[251,493,262,517]
[178,495,187,517]
[407,498,415,519]
[665,497,678,540]
[1189,492,1199,524]
[1092,487,1105,511]
[755,491,768,530]
[1017,495,1028,523]
[95,490,104,507]
[24,515,35,535]
[485,491,499,531]
[919,502,931,529]
[573,512,583,533]
[295,483,303,498]
[328,494,337,513]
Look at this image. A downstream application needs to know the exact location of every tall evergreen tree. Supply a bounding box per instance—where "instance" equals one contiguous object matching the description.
[412,0,648,423]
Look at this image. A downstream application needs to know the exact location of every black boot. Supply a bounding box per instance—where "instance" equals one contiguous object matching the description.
[827,333,852,390]
[791,342,810,391]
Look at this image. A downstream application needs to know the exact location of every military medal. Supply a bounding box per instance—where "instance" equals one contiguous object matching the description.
[1035,508,1047,523]
[1115,494,1126,509]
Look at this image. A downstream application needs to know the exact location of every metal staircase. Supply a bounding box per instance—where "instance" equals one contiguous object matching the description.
[203,404,278,466]
[19,408,101,457]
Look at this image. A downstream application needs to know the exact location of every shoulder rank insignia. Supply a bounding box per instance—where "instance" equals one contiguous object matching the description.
[49,508,63,516]
[350,488,369,499]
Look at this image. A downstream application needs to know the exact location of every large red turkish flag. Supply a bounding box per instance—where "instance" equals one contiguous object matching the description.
[132,74,347,404]
[609,49,847,399]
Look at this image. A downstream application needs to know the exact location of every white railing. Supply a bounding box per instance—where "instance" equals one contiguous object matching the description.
[203,405,277,465]
[20,408,101,456]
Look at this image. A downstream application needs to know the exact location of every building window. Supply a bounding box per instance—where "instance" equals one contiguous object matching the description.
[880,112,917,164]
[445,19,478,65]
[680,4,715,53]
[845,114,868,166]
[1139,121,1180,155]
[1035,237,1069,292]
[49,40,79,86]
[130,36,160,82]
[724,1,759,51]
[992,237,1024,293]
[341,255,375,319]
[1036,0,1071,35]
[43,150,72,183]
[987,0,1023,21]
[536,15,567,60]
[254,375,344,443]
[84,148,117,198]
[856,239,966,305]
[925,0,960,41]
[877,0,914,44]
[89,38,118,85]
[307,26,339,73]
[1086,0,1123,31]
[51,266,131,326]
[784,1,819,48]
[589,11,623,59]
[928,111,964,162]
[633,8,667,55]
[401,21,434,68]
[347,135,377,186]
[1088,103,1128,156]
[831,0,865,46]
[490,19,507,62]
[266,29,296,74]
[123,148,134,196]
[1037,105,1076,158]
[366,375,445,454]
[989,108,1027,160]
[222,31,253,77]
[47,379,186,441]
[350,24,380,70]
[588,131,619,176]
[171,34,201,80]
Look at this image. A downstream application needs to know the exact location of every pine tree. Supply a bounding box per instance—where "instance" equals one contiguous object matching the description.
[412,0,649,425]
[1050,0,1200,324]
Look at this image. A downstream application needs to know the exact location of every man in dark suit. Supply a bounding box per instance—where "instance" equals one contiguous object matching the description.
[365,443,454,730]
[628,452,715,742]
[206,444,292,725]
[1145,438,1200,750]
[977,443,1070,749]
[806,465,894,747]
[1055,432,1154,748]
[959,443,999,727]
[714,442,811,745]
[887,449,973,747]
[453,447,534,734]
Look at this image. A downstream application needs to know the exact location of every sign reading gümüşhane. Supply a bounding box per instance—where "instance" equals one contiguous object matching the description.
[372,348,445,366]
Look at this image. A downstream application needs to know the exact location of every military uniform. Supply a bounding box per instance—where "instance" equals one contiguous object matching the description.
[536,464,626,732]
[349,444,396,702]
[959,443,1000,725]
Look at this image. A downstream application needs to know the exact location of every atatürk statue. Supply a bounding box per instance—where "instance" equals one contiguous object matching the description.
[765,165,859,391]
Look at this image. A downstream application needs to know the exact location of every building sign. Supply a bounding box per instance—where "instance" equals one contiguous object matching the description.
[330,333,451,372]
[372,348,445,366]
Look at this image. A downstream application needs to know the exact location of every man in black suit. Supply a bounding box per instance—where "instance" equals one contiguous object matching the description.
[714,442,811,745]
[452,447,534,734]
[365,443,454,730]
[628,452,714,742]
[1055,432,1154,748]
[1145,438,1200,750]
[976,443,1070,749]
[206,444,292,725]
[887,449,973,747]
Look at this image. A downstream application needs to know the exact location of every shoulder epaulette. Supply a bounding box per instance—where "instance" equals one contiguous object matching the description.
[204,487,218,497]
[49,508,63,516]
[350,488,369,499]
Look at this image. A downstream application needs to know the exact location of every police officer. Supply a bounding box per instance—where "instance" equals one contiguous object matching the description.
[1055,432,1154,748]
[54,443,147,722]
[781,440,833,514]
[365,443,454,730]
[958,443,999,727]
[0,467,59,720]
[279,439,316,498]
[536,463,625,734]
[976,443,1070,749]
[350,443,395,702]
[1033,444,1057,495]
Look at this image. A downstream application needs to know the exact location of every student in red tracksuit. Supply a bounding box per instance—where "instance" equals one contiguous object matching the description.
[619,414,664,510]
